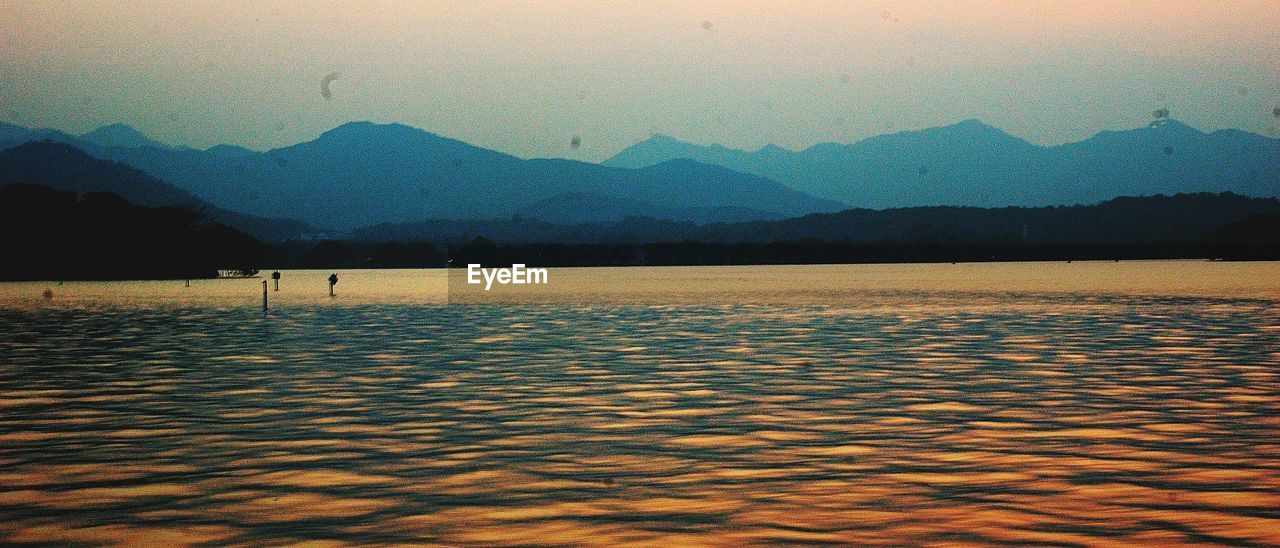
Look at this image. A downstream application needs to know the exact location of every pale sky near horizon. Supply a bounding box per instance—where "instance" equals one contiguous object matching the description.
[1,1,1277,161]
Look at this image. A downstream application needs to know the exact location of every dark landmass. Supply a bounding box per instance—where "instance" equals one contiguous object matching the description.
[266,238,1277,271]
[357,193,1280,246]
[0,184,262,281]
[1,184,1275,281]
[267,240,446,269]
[1209,213,1280,246]
[690,193,1280,245]
[354,216,698,246]
[0,141,312,241]
[446,241,1279,268]
[289,193,1280,269]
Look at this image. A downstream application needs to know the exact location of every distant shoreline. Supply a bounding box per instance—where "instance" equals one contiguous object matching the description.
[268,242,1280,272]
[11,244,1277,283]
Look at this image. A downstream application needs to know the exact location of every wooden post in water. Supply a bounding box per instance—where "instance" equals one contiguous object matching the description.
[262,280,268,312]
[272,271,281,291]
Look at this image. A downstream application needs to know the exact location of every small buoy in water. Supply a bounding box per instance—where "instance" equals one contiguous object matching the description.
[42,288,53,300]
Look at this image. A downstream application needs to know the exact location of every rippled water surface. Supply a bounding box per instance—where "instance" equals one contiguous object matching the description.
[1,262,1278,545]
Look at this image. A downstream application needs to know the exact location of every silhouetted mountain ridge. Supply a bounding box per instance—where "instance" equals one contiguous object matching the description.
[0,141,197,206]
[5,118,1277,232]
[0,141,311,241]
[356,192,1280,247]
[80,123,174,150]
[605,119,1280,208]
[0,120,843,229]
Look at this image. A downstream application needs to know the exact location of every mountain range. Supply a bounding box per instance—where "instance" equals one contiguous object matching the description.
[605,119,1280,208]
[0,141,310,241]
[0,121,842,230]
[2,118,1277,235]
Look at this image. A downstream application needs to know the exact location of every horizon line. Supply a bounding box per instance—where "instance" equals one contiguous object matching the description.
[3,115,1276,162]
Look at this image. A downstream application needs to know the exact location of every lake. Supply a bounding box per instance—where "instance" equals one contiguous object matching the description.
[1,261,1278,545]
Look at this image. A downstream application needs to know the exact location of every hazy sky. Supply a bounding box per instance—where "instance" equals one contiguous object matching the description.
[2,1,1277,161]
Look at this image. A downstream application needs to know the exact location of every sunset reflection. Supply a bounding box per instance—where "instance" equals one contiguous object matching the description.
[1,264,1278,544]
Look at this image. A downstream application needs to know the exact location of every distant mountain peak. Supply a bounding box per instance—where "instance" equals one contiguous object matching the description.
[279,121,521,167]
[1088,118,1205,141]
[323,120,410,135]
[308,121,448,147]
[206,143,256,157]
[928,118,1014,138]
[644,133,688,144]
[1146,118,1200,134]
[605,117,1278,209]
[334,120,391,130]
[80,123,170,150]
[757,143,792,154]
[600,134,723,169]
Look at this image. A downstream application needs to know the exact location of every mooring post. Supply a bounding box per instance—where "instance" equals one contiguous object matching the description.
[185,279,190,288]
[262,280,268,312]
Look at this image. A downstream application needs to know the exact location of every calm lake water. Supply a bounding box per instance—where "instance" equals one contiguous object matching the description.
[1,261,1278,545]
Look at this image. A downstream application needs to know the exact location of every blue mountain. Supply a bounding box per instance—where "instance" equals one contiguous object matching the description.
[0,141,311,241]
[1,121,845,230]
[604,119,1280,208]
[79,123,174,150]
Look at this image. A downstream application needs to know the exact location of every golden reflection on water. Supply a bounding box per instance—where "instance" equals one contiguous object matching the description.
[0,261,1278,545]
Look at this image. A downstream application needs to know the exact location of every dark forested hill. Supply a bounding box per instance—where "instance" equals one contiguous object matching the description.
[355,192,1280,247]
[0,184,263,280]
[688,192,1280,245]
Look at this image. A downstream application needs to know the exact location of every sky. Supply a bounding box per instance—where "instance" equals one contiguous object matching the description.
[1,0,1277,162]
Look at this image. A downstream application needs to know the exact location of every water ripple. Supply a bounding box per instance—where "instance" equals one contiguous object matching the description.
[1,295,1278,544]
